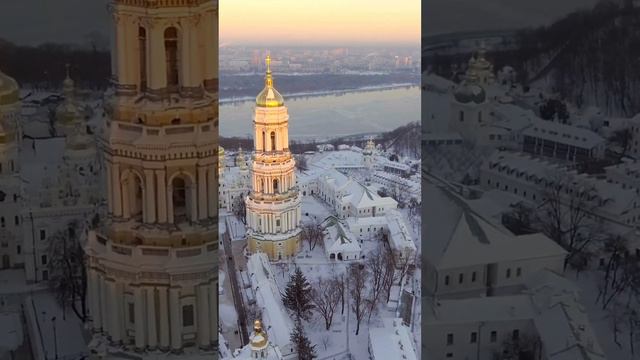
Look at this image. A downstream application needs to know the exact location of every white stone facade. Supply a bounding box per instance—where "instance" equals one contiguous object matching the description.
[85,0,219,356]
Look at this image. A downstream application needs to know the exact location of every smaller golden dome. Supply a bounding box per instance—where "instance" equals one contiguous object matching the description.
[219,146,225,155]
[250,319,269,349]
[0,69,19,106]
[256,55,284,108]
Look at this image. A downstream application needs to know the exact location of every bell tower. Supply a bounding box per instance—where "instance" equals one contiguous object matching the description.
[85,0,219,356]
[245,55,302,261]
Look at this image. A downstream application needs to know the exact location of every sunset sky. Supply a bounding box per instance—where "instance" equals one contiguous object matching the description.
[220,0,420,47]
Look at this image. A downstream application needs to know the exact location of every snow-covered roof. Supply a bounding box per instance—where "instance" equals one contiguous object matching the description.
[369,318,418,360]
[424,179,566,270]
[522,118,605,149]
[323,216,362,254]
[386,210,416,255]
[484,151,640,216]
[525,271,606,360]
[320,168,398,210]
[425,295,535,324]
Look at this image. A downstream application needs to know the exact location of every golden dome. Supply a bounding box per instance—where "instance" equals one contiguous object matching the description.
[250,319,269,349]
[256,55,284,108]
[0,69,19,106]
[219,146,225,155]
[57,65,81,124]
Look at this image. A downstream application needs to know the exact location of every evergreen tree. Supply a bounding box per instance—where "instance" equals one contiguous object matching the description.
[283,267,315,321]
[290,317,317,360]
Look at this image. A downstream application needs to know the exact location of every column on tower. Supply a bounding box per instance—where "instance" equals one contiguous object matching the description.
[146,287,158,349]
[144,169,156,223]
[124,16,136,86]
[115,14,126,85]
[190,182,198,222]
[157,169,167,223]
[134,286,145,350]
[169,287,181,351]
[167,186,174,224]
[208,281,217,345]
[197,284,210,348]
[106,163,113,214]
[122,174,131,219]
[112,163,122,217]
[180,16,203,90]
[89,270,102,331]
[198,166,207,220]
[189,18,202,89]
[107,280,122,343]
[158,286,170,349]
[202,8,217,89]
[207,165,216,218]
[148,22,167,91]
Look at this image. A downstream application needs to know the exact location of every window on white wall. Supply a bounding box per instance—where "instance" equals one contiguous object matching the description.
[182,304,194,327]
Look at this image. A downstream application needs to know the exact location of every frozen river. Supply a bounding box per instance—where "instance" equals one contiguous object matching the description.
[220,86,420,140]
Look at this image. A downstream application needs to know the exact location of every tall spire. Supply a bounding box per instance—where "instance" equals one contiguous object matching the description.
[255,53,284,107]
[265,54,273,87]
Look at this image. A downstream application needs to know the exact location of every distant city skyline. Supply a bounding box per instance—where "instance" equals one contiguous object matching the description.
[220,0,420,47]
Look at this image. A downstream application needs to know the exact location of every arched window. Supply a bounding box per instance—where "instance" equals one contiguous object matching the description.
[164,27,179,88]
[262,131,266,151]
[478,111,482,123]
[172,177,187,222]
[138,27,147,91]
[270,131,276,151]
[459,110,464,122]
[273,179,279,193]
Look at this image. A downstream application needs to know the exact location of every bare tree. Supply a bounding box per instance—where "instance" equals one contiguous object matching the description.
[296,155,308,172]
[609,128,633,159]
[47,220,88,322]
[597,236,640,310]
[311,277,341,330]
[536,173,604,270]
[233,194,247,223]
[349,264,369,335]
[302,219,324,251]
[367,247,394,321]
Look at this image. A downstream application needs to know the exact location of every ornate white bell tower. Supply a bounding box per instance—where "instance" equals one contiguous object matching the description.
[85,0,219,356]
[245,55,302,261]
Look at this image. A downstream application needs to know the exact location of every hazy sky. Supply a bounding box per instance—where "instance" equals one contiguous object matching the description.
[0,0,600,46]
[220,0,421,47]
[0,0,109,46]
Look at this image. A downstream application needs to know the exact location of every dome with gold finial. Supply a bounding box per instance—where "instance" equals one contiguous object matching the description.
[0,68,19,106]
[236,146,248,170]
[56,64,81,125]
[250,319,269,350]
[256,55,284,108]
